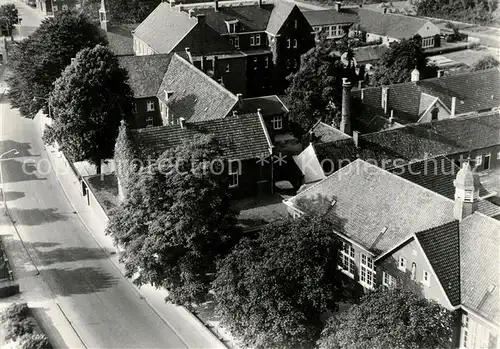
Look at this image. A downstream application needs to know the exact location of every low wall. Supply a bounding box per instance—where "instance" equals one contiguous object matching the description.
[0,239,19,298]
[81,175,110,226]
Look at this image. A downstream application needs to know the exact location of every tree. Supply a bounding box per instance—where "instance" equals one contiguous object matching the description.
[372,37,438,86]
[114,122,138,200]
[286,36,356,136]
[318,287,454,349]
[6,11,107,118]
[213,215,355,349]
[471,54,500,71]
[43,45,133,173]
[107,0,160,23]
[0,4,19,39]
[106,134,241,305]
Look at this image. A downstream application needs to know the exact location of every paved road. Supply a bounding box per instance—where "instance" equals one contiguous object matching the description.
[0,0,44,39]
[0,97,193,347]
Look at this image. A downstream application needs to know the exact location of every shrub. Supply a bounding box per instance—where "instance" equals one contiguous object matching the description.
[19,333,50,349]
[1,303,29,322]
[4,318,34,340]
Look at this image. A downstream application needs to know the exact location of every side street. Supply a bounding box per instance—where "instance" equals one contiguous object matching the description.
[0,0,499,348]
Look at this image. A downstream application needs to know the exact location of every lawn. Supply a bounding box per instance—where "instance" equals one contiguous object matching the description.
[85,173,120,214]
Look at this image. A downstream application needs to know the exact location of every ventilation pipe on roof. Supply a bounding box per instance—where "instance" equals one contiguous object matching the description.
[389,110,394,124]
[437,69,444,78]
[170,0,175,7]
[188,9,195,17]
[451,97,456,117]
[215,0,219,11]
[335,1,342,11]
[259,0,263,8]
[179,117,186,129]
[361,88,364,101]
[185,47,193,64]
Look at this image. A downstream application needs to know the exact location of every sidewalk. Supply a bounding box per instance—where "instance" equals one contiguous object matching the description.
[0,204,86,349]
[35,113,227,349]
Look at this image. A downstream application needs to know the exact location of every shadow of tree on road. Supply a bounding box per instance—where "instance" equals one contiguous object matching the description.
[0,191,25,201]
[32,245,110,266]
[7,207,69,225]
[1,159,46,183]
[0,140,40,159]
[40,267,119,296]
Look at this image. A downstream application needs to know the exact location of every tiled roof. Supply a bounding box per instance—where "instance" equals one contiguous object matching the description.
[310,121,351,143]
[131,112,271,160]
[266,1,296,35]
[133,2,198,53]
[460,212,500,325]
[193,5,273,33]
[287,159,455,254]
[359,112,500,165]
[106,24,137,56]
[353,8,432,39]
[314,138,358,166]
[303,9,358,26]
[118,54,173,98]
[415,221,461,306]
[351,45,389,64]
[157,54,238,122]
[352,68,500,124]
[239,95,289,116]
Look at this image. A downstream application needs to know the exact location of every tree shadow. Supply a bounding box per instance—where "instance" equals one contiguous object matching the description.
[40,267,119,296]
[167,93,197,122]
[31,245,110,266]
[7,207,69,226]
[0,191,25,201]
[0,140,40,159]
[0,159,46,183]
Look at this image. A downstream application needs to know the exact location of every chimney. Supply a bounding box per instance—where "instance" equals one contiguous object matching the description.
[340,78,352,135]
[389,110,394,123]
[185,47,193,63]
[197,14,205,25]
[453,161,479,221]
[352,130,359,148]
[411,67,420,82]
[188,9,195,17]
[259,0,263,8]
[381,86,388,114]
[361,88,364,101]
[358,80,363,89]
[215,0,219,11]
[335,1,342,11]
[309,129,314,144]
[451,97,456,117]
[233,110,239,117]
[236,93,242,101]
[437,69,444,77]
[178,4,183,11]
[383,7,387,13]
[179,117,186,129]
[170,0,175,7]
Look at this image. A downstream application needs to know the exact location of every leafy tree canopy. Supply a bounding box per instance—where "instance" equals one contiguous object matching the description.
[318,288,454,349]
[286,36,358,136]
[372,36,437,86]
[213,214,355,349]
[6,11,107,118]
[417,0,497,25]
[106,134,241,305]
[471,54,500,71]
[0,4,19,37]
[43,44,133,172]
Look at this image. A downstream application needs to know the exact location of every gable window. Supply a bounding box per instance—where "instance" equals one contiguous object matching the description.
[431,107,439,120]
[340,242,356,277]
[398,256,406,272]
[294,19,298,29]
[360,253,375,289]
[382,271,396,288]
[264,57,269,68]
[286,38,291,48]
[271,115,282,130]
[422,270,431,286]
[422,36,434,48]
[228,161,240,188]
[225,64,230,73]
[146,116,153,127]
[146,100,155,112]
[132,102,137,114]
[293,38,298,48]
[475,155,482,166]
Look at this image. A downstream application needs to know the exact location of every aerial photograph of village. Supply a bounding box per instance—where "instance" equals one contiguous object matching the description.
[0,0,498,347]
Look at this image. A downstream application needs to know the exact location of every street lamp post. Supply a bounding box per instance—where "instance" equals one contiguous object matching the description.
[0,149,19,204]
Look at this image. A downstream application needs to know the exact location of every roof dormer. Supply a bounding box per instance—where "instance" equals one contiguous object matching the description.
[225,20,239,34]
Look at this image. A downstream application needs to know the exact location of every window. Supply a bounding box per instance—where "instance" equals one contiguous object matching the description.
[132,102,137,114]
[250,35,255,46]
[411,262,417,281]
[250,34,261,46]
[264,57,269,68]
[294,19,298,29]
[271,115,283,130]
[431,107,439,120]
[146,116,153,127]
[422,36,434,48]
[286,38,291,48]
[146,100,155,112]
[382,271,396,288]
[226,21,237,34]
[462,314,469,348]
[360,253,375,289]
[313,26,321,33]
[75,3,81,8]
[230,36,240,48]
[253,57,258,70]
[228,161,240,188]
[293,38,297,48]
[398,256,406,272]
[340,242,356,277]
[422,270,431,286]
[497,151,500,160]
[475,155,482,166]
[225,64,230,73]
[484,154,491,170]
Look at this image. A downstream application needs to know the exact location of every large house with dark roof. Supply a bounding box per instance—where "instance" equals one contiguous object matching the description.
[303,4,358,41]
[130,112,275,198]
[284,159,500,348]
[131,0,315,97]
